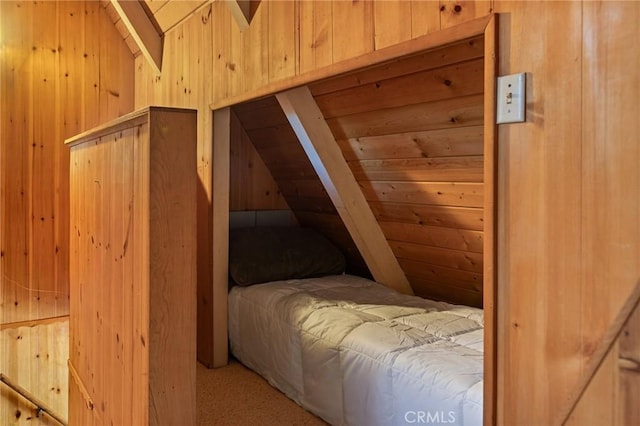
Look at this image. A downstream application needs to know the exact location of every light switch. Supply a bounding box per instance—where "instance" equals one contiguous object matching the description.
[496,73,526,124]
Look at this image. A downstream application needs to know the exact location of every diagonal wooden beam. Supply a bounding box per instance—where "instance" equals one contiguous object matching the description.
[111,0,163,74]
[276,86,413,295]
[224,0,253,30]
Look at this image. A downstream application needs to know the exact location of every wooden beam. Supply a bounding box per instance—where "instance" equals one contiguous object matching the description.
[276,87,413,295]
[559,279,640,425]
[483,14,498,426]
[111,0,163,74]
[211,108,230,367]
[224,0,252,31]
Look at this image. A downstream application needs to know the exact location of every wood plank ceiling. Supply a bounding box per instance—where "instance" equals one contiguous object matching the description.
[101,0,210,59]
[232,35,485,307]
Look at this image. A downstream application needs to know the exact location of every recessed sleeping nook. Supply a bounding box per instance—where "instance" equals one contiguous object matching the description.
[204,17,496,426]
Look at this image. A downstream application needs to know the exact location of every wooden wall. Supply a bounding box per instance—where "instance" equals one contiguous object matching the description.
[1,2,134,424]
[495,1,640,424]
[232,97,369,277]
[0,0,134,325]
[0,318,69,426]
[134,1,640,424]
[310,38,485,306]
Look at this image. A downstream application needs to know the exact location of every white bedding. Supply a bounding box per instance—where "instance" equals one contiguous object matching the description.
[228,274,484,426]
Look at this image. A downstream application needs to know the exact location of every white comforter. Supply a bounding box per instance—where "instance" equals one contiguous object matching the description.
[228,274,484,426]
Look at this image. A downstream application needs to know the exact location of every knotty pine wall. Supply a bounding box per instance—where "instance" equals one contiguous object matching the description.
[0,1,134,325]
[135,1,639,425]
[0,319,68,426]
[1,2,134,424]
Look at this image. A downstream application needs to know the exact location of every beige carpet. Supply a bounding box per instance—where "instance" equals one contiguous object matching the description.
[197,359,327,426]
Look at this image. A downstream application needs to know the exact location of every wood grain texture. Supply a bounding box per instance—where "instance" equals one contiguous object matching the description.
[359,181,483,208]
[308,35,484,97]
[336,126,484,161]
[496,1,584,422]
[111,0,163,74]
[0,319,69,426]
[152,0,208,33]
[326,94,484,140]
[331,0,374,63]
[277,87,412,295]
[229,112,289,211]
[67,108,196,425]
[411,0,441,38]
[373,0,411,50]
[618,302,640,425]
[369,202,484,231]
[0,0,134,327]
[440,0,493,29]
[314,58,484,119]
[299,0,333,74]
[482,13,498,426]
[210,108,231,368]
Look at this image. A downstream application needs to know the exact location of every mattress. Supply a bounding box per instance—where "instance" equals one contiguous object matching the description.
[228,274,484,426]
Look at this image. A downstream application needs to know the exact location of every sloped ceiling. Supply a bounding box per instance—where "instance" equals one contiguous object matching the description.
[230,35,486,306]
[101,0,210,57]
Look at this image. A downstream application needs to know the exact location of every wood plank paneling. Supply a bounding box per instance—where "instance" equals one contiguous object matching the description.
[0,0,134,330]
[390,241,483,274]
[327,94,484,140]
[0,319,69,425]
[1,0,33,325]
[350,156,484,183]
[619,302,640,425]
[440,0,492,29]
[563,2,640,424]
[411,0,441,38]
[120,0,640,422]
[229,113,288,211]
[152,0,208,33]
[331,0,373,63]
[277,86,412,294]
[268,1,298,81]
[373,0,412,50]
[360,181,483,208]
[337,126,484,161]
[495,1,584,424]
[369,202,484,231]
[381,222,483,253]
[299,0,333,74]
[309,36,484,96]
[409,275,482,307]
[399,258,482,292]
[315,58,484,119]
[31,0,58,321]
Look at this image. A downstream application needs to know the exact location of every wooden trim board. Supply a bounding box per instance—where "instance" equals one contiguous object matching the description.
[111,0,163,74]
[211,108,231,367]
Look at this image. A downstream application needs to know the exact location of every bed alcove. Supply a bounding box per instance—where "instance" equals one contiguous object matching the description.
[203,15,497,425]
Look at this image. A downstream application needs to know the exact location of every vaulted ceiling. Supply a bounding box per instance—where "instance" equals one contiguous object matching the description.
[101,1,254,68]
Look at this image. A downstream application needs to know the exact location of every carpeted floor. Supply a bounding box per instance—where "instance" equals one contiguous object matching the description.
[197,358,327,425]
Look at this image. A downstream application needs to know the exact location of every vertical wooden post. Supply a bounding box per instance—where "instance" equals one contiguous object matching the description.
[211,108,231,367]
[483,14,498,426]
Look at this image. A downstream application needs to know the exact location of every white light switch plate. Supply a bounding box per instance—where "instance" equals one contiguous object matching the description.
[497,73,526,124]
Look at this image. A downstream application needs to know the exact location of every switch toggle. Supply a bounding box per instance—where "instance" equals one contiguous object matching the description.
[497,73,526,124]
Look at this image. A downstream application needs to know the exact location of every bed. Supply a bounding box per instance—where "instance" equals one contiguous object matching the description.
[227,227,484,426]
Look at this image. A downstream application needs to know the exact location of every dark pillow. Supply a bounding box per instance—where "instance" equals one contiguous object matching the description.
[229,227,346,286]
